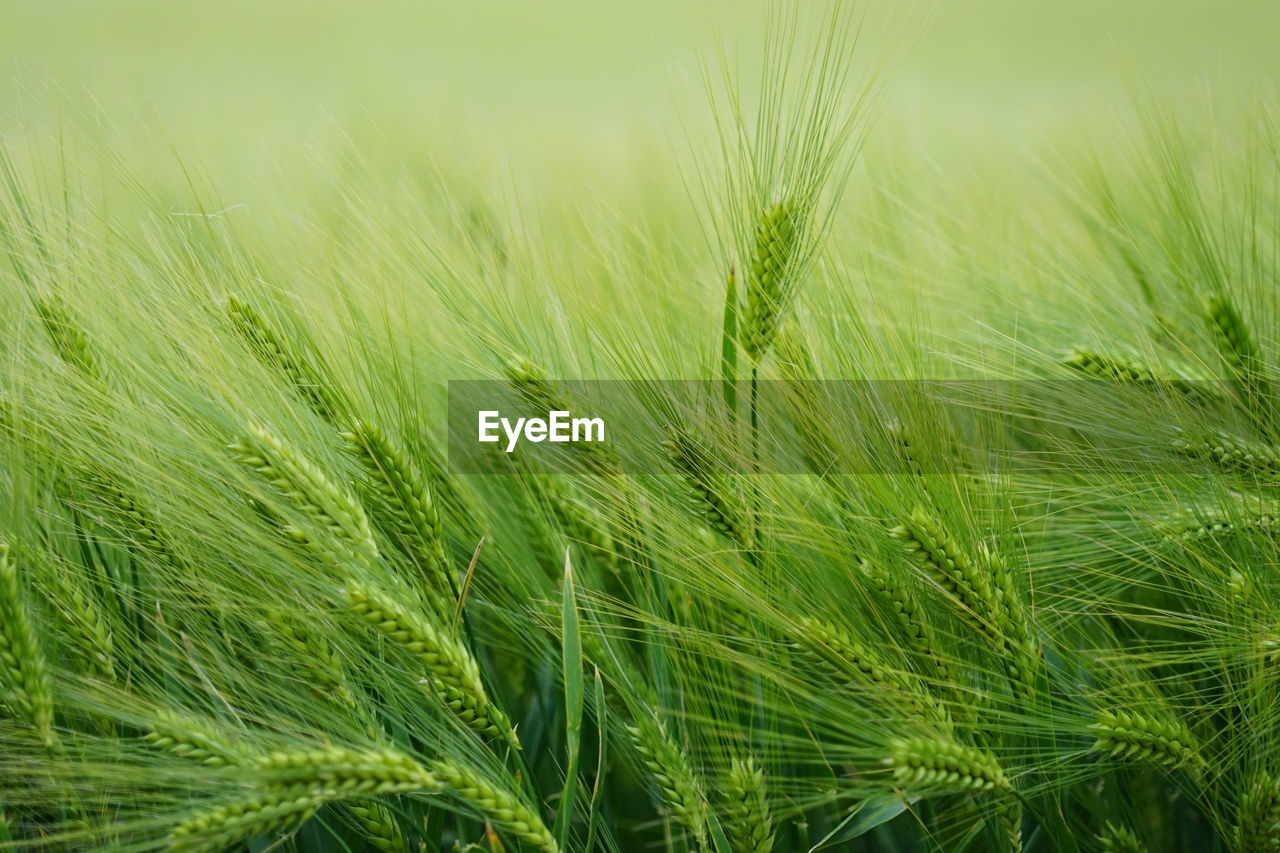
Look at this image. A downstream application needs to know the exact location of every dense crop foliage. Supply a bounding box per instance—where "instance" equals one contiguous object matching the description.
[1,3,1279,851]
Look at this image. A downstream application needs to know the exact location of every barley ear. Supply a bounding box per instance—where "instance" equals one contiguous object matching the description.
[85,474,186,571]
[341,419,453,620]
[997,799,1024,852]
[266,610,360,709]
[232,422,379,567]
[1089,709,1205,771]
[1098,821,1148,853]
[1237,774,1280,853]
[346,800,407,853]
[168,790,324,853]
[885,737,1020,849]
[724,756,774,853]
[506,355,564,412]
[524,473,618,577]
[46,564,116,682]
[1171,429,1280,478]
[891,509,998,640]
[892,511,1037,697]
[35,293,103,381]
[1160,504,1279,543]
[860,559,951,682]
[234,747,436,853]
[195,745,439,853]
[431,759,560,853]
[143,710,247,767]
[226,294,343,422]
[628,714,709,848]
[743,200,802,363]
[1063,347,1165,383]
[252,746,439,796]
[0,541,56,747]
[796,616,949,725]
[978,543,1040,698]
[506,356,620,474]
[343,582,519,748]
[664,429,751,549]
[1206,294,1271,415]
[885,736,1011,793]
[1061,347,1213,403]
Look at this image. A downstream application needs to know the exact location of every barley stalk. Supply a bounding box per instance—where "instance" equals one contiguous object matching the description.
[46,565,116,682]
[796,617,949,724]
[1098,821,1148,853]
[1089,709,1205,771]
[232,422,379,567]
[743,200,802,363]
[35,294,102,381]
[885,737,1020,849]
[431,758,559,853]
[665,430,751,549]
[860,559,952,681]
[1161,508,1280,543]
[1172,429,1280,478]
[168,790,324,853]
[342,581,518,747]
[341,420,453,621]
[144,711,247,768]
[724,756,774,853]
[628,714,709,848]
[891,510,1038,696]
[885,736,1010,792]
[252,746,437,796]
[226,294,342,422]
[0,541,56,747]
[346,800,407,853]
[267,611,360,708]
[1206,294,1271,413]
[1237,774,1280,853]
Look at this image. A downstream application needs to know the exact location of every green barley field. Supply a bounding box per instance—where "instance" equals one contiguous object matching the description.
[2,1,1280,850]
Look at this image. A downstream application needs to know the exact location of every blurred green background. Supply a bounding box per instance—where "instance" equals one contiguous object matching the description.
[2,4,1269,139]
[1,0,1277,191]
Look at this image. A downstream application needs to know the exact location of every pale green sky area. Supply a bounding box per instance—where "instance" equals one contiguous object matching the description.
[1,1,1275,186]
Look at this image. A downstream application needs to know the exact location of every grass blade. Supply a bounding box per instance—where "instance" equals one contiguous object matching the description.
[553,548,584,850]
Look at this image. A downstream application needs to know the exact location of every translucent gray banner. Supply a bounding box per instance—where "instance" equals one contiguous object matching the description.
[446,379,1275,476]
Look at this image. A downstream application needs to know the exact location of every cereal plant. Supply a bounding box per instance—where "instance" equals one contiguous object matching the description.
[1,1,1278,851]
